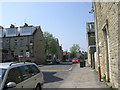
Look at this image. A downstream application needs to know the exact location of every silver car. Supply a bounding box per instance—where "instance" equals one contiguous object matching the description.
[0,62,44,90]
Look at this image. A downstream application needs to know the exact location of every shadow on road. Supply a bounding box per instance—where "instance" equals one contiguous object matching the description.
[43,72,64,83]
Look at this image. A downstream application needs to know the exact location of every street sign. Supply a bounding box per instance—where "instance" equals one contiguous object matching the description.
[26,52,30,57]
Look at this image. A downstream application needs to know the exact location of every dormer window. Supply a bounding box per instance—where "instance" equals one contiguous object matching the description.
[8,28,16,34]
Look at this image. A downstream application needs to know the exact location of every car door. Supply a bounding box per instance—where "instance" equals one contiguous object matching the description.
[29,65,43,84]
[3,67,23,89]
[18,65,37,88]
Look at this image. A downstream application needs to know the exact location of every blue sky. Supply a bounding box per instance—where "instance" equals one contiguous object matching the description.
[1,2,94,51]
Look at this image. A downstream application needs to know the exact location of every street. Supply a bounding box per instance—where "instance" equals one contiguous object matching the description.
[40,62,107,88]
[40,62,73,88]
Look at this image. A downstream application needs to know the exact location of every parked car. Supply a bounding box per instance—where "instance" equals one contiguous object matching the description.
[0,59,17,63]
[0,62,44,90]
[72,59,80,63]
[65,59,70,62]
[55,59,61,64]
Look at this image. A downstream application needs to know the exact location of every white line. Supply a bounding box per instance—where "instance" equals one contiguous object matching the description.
[69,67,72,71]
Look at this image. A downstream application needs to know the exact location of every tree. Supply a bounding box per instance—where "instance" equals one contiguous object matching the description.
[43,32,58,58]
[69,44,81,59]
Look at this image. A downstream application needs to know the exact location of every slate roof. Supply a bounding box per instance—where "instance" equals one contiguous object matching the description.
[0,25,37,38]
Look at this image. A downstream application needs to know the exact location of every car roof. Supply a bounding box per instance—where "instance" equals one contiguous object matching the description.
[0,62,35,69]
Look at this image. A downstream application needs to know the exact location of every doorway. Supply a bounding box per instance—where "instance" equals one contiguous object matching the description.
[103,27,110,82]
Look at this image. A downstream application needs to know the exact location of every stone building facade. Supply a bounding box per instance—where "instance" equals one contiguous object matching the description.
[93,2,120,89]
[53,38,63,62]
[0,24,46,64]
[86,22,96,68]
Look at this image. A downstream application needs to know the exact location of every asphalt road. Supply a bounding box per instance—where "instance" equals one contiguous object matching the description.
[39,62,107,88]
[39,62,75,88]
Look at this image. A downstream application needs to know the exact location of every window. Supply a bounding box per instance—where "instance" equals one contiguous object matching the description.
[91,24,94,31]
[31,49,34,57]
[26,50,30,57]
[5,68,22,84]
[19,66,32,81]
[21,27,31,33]
[5,40,9,48]
[7,28,16,34]
[0,69,6,85]
[29,65,40,75]
[14,39,18,46]
[89,23,94,31]
[29,38,33,45]
[11,51,14,57]
[20,39,24,46]
[0,29,3,37]
[20,50,24,56]
[26,50,29,52]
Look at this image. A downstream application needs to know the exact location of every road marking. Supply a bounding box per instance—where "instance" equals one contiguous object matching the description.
[41,67,73,72]
[69,67,72,71]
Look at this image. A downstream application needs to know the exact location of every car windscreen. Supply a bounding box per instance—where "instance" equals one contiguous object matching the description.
[0,69,6,85]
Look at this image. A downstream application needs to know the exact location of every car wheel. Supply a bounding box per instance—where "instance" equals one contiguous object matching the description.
[35,84,41,90]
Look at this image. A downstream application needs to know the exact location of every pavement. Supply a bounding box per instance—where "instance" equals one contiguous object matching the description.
[40,62,107,88]
[58,64,107,88]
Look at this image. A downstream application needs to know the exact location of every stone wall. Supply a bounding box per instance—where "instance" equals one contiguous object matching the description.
[2,26,46,64]
[95,2,119,88]
[34,26,46,64]
[118,2,120,89]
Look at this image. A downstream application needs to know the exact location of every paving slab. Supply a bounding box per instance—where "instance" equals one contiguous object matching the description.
[59,64,107,88]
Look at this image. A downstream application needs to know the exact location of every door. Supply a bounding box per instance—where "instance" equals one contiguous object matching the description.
[18,65,37,88]
[4,67,23,88]
[103,27,110,82]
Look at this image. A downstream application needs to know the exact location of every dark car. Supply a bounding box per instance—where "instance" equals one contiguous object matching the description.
[55,59,61,64]
[0,59,17,62]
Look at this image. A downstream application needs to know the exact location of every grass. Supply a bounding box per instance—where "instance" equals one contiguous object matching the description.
[102,77,117,90]
[93,69,117,90]
[93,69,98,74]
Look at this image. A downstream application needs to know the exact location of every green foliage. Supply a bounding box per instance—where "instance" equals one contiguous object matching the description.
[43,32,58,55]
[94,69,98,74]
[69,52,76,59]
[70,44,80,53]
[69,44,81,59]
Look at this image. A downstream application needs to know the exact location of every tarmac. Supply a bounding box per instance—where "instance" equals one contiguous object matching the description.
[58,63,107,88]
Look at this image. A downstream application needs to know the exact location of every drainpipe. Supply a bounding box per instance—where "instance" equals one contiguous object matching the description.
[94,2,101,82]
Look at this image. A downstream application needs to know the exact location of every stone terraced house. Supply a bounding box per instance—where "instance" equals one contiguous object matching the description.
[0,23,46,64]
[93,1,120,89]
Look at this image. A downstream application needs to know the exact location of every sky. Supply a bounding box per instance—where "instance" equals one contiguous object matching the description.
[0,2,94,51]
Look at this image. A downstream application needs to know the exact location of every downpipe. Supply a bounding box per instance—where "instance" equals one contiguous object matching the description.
[98,65,101,82]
